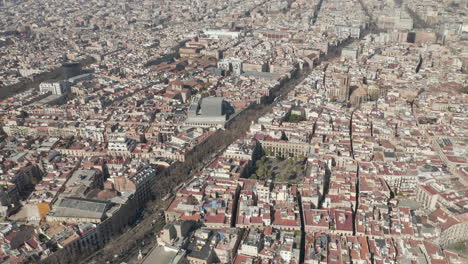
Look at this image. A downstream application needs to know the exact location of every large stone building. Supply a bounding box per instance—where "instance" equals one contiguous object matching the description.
[260,138,310,158]
[185,97,234,128]
[328,73,350,101]
[349,83,370,106]
[46,197,114,223]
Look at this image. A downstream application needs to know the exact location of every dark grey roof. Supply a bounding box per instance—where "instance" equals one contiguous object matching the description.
[52,197,110,220]
[201,97,224,117]
[59,197,109,212]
